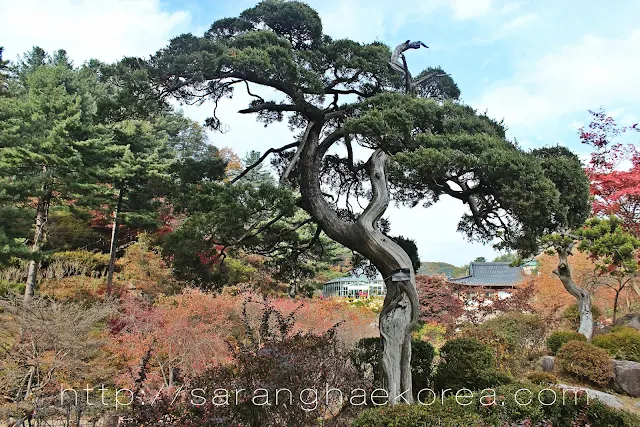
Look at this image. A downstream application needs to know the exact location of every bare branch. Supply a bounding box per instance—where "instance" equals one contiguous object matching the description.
[238,103,301,114]
[344,138,367,173]
[230,142,297,184]
[413,72,447,86]
[243,80,264,103]
[325,88,368,98]
[281,121,315,185]
[326,70,362,90]
[318,128,346,154]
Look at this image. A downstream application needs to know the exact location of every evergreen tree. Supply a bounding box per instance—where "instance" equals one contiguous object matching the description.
[145,0,589,400]
[239,150,276,185]
[0,49,108,300]
[84,60,221,294]
[0,47,10,95]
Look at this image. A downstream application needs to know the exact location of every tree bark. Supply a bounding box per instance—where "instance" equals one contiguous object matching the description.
[106,188,124,296]
[631,277,640,298]
[613,288,620,323]
[24,184,52,302]
[298,126,418,403]
[554,245,593,340]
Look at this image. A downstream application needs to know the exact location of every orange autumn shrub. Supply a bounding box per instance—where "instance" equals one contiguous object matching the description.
[108,288,377,389]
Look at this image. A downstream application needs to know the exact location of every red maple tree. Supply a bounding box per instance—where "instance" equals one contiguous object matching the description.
[415,275,465,329]
[580,108,640,235]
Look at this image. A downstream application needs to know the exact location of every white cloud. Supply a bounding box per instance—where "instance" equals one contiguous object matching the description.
[0,0,191,63]
[474,29,640,128]
[620,113,638,125]
[501,13,537,31]
[315,0,492,42]
[449,0,493,20]
[473,11,537,44]
[499,3,523,14]
[606,108,627,118]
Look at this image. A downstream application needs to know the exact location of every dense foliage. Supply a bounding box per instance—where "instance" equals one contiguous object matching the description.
[121,298,368,427]
[0,1,634,423]
[592,326,640,362]
[556,341,614,387]
[526,371,558,386]
[546,330,588,355]
[133,0,592,402]
[432,338,511,391]
[352,383,640,427]
[110,288,377,389]
[580,108,640,236]
[576,216,640,321]
[461,313,547,375]
[415,275,464,329]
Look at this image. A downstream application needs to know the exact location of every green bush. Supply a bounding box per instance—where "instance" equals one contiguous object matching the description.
[412,322,446,348]
[546,330,587,355]
[556,340,614,386]
[564,303,602,326]
[461,313,547,374]
[526,371,558,386]
[432,337,510,391]
[351,399,482,427]
[592,326,640,362]
[351,383,640,427]
[0,280,24,296]
[351,337,435,396]
[351,337,379,382]
[43,208,103,252]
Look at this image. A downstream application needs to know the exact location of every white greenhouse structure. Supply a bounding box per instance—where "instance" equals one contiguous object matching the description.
[322,275,386,298]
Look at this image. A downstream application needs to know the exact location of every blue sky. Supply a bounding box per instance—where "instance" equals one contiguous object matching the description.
[2,0,639,265]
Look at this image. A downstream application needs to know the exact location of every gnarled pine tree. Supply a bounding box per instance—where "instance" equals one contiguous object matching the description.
[144,0,589,403]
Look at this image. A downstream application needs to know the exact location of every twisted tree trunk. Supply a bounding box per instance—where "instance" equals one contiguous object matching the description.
[299,124,419,403]
[554,245,593,340]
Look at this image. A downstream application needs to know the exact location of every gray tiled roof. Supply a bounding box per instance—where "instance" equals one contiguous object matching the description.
[450,262,524,287]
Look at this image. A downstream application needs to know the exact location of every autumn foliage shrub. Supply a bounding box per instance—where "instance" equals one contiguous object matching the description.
[416,275,464,330]
[116,238,182,297]
[108,288,377,389]
[0,296,115,423]
[546,330,587,355]
[350,337,435,396]
[460,313,547,375]
[412,322,446,348]
[556,341,614,387]
[121,299,368,427]
[432,338,511,391]
[592,326,640,362]
[526,371,558,386]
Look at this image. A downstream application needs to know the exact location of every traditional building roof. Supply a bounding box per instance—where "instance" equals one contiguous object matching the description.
[449,262,524,287]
